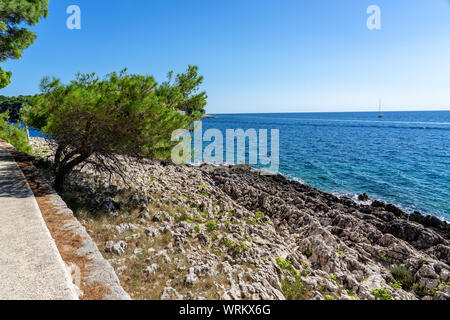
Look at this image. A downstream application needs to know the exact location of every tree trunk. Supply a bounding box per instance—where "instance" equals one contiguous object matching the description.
[54,169,68,193]
[53,153,89,193]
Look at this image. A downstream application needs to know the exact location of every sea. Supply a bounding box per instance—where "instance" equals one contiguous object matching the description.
[201,111,450,221]
[28,111,450,220]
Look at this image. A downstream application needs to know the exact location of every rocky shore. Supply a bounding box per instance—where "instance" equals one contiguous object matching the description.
[30,137,450,300]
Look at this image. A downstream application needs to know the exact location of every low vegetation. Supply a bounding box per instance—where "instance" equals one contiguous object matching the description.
[390,265,414,290]
[372,287,393,300]
[0,112,31,153]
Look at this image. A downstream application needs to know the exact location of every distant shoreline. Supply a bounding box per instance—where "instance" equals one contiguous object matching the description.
[201,114,216,119]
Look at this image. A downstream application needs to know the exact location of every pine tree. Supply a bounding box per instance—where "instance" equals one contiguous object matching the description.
[0,0,49,88]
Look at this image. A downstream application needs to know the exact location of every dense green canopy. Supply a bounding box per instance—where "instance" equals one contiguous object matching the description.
[0,0,49,88]
[0,95,32,121]
[23,66,207,191]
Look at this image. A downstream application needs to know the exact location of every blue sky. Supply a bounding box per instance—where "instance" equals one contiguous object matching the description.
[1,0,450,113]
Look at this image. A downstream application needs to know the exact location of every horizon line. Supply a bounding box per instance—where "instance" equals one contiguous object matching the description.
[208,109,450,115]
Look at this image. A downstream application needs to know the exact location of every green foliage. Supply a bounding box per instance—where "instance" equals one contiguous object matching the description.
[232,241,248,253]
[390,281,403,289]
[23,67,207,191]
[206,220,217,232]
[428,282,450,296]
[0,95,32,122]
[281,274,309,300]
[337,250,343,256]
[221,237,248,253]
[222,237,235,248]
[304,247,313,258]
[328,274,337,283]
[239,241,249,251]
[379,252,391,263]
[412,283,425,297]
[323,294,336,300]
[390,265,414,290]
[193,225,200,233]
[276,257,292,271]
[0,111,31,153]
[0,0,49,88]
[255,211,265,220]
[178,213,194,223]
[246,211,267,225]
[372,287,393,300]
[157,66,207,116]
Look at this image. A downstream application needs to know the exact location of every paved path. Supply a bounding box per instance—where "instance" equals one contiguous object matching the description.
[0,145,78,300]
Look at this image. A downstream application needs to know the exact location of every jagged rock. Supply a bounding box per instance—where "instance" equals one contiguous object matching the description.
[185,268,198,285]
[105,240,127,256]
[145,226,160,238]
[358,193,369,201]
[144,264,158,276]
[115,223,137,235]
[161,287,183,300]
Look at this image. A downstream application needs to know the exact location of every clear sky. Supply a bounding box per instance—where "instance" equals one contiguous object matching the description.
[1,0,450,113]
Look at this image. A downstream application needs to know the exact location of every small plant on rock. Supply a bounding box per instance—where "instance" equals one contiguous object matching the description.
[276,257,292,271]
[390,281,403,289]
[390,265,414,290]
[328,274,338,283]
[281,274,310,300]
[372,287,393,300]
[304,248,313,258]
[222,237,235,248]
[206,220,218,232]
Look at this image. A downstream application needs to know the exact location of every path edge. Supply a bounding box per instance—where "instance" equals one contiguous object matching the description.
[1,140,131,300]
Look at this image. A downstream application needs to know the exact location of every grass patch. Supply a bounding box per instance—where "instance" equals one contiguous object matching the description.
[206,220,218,232]
[276,257,292,271]
[281,274,310,300]
[390,265,414,290]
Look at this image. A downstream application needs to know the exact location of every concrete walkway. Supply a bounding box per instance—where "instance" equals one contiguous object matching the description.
[0,145,78,300]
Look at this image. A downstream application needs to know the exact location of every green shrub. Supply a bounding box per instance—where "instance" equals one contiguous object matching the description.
[178,213,194,223]
[372,287,393,300]
[428,282,450,296]
[0,112,31,153]
[379,252,391,263]
[206,220,217,232]
[193,225,200,233]
[390,265,414,289]
[276,257,292,270]
[281,274,309,300]
[222,237,235,248]
[304,248,313,258]
[239,241,249,251]
[328,274,338,283]
[232,241,249,253]
[390,281,403,289]
[255,211,265,219]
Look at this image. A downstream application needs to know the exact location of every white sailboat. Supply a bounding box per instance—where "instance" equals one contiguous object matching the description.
[378,99,383,118]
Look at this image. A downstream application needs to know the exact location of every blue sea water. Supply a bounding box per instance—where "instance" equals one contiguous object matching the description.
[202,111,450,220]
